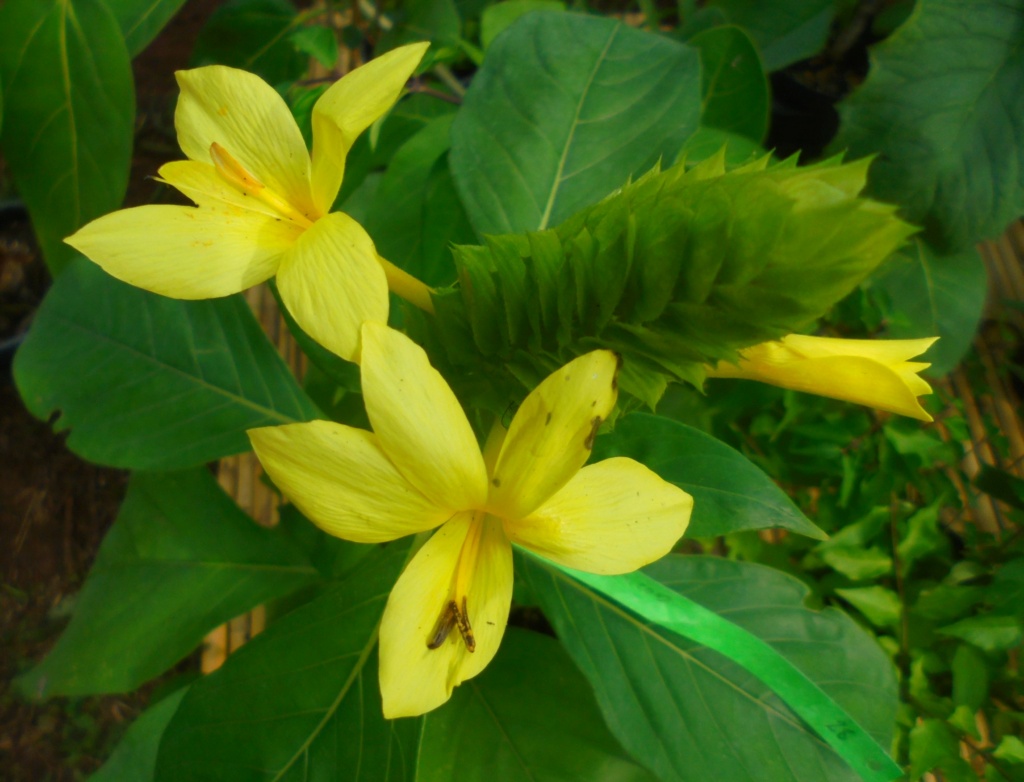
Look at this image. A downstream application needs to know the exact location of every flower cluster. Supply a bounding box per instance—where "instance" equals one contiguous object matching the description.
[63,45,939,717]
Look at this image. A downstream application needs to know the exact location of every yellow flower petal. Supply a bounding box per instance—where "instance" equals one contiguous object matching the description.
[489,350,620,519]
[174,66,317,219]
[158,160,287,222]
[708,334,938,421]
[310,42,430,214]
[66,204,301,298]
[508,457,692,574]
[379,512,512,718]
[276,212,389,362]
[361,322,489,510]
[249,421,449,542]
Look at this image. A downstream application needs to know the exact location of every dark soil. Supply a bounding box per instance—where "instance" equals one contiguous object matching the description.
[0,3,220,779]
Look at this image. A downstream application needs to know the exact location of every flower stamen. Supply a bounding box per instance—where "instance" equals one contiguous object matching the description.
[210,142,314,229]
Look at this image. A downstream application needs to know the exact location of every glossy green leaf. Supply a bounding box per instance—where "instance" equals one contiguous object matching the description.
[190,0,305,84]
[363,115,475,287]
[994,736,1024,764]
[0,0,134,275]
[19,470,318,698]
[688,24,768,141]
[519,553,900,782]
[480,1,564,49]
[105,0,188,56]
[909,719,976,782]
[871,238,987,375]
[938,615,1024,653]
[89,689,188,782]
[833,0,1024,251]
[13,259,320,470]
[450,12,701,235]
[593,413,824,539]
[155,542,415,782]
[705,0,833,70]
[417,628,657,782]
[289,25,339,68]
[836,586,902,629]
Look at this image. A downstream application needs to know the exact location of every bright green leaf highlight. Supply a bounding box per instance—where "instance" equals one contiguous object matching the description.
[156,543,415,782]
[417,628,657,782]
[18,470,318,698]
[0,0,134,275]
[451,12,702,235]
[14,259,320,470]
[833,0,1024,251]
[592,413,824,539]
[939,615,1024,653]
[519,553,901,782]
[836,586,902,629]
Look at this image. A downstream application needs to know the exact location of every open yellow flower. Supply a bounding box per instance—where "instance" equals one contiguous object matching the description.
[66,43,429,362]
[706,334,939,421]
[249,323,692,717]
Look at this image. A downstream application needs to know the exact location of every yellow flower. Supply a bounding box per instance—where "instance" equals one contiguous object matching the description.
[66,43,429,362]
[249,323,692,717]
[706,334,939,421]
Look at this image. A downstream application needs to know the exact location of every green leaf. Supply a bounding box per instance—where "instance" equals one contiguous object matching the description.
[288,25,339,68]
[592,413,825,539]
[18,470,318,698]
[417,628,657,782]
[909,719,976,782]
[871,238,987,375]
[897,501,943,573]
[704,0,833,70]
[105,0,188,56]
[975,464,1024,510]
[820,547,893,581]
[89,689,188,782]
[363,115,475,287]
[835,586,902,629]
[994,736,1024,765]
[13,259,320,470]
[688,24,768,141]
[480,1,564,49]
[378,0,461,49]
[939,615,1024,653]
[0,0,134,275]
[190,0,305,84]
[155,543,414,781]
[951,643,990,711]
[832,0,1024,251]
[450,12,701,235]
[519,553,900,782]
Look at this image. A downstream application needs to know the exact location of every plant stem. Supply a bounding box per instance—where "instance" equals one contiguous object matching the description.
[378,256,435,314]
[433,64,466,98]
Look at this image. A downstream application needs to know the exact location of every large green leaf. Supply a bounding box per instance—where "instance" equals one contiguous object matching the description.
[705,0,833,71]
[832,0,1024,251]
[14,259,320,470]
[688,24,768,142]
[519,554,899,782]
[105,0,188,56]
[18,470,318,698]
[0,0,134,275]
[593,413,824,539]
[417,628,656,782]
[870,238,987,375]
[155,542,415,782]
[450,12,701,236]
[89,689,188,782]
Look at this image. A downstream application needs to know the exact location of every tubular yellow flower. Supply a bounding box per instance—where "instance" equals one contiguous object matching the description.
[65,43,430,362]
[706,334,939,421]
[249,323,692,718]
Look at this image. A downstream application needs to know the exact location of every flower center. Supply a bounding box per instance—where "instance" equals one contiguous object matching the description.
[426,511,486,653]
[209,143,314,229]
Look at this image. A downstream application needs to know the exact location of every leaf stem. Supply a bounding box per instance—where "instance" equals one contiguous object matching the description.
[377,256,435,314]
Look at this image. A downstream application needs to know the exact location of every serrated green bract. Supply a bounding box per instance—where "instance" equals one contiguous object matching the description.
[415,151,916,410]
